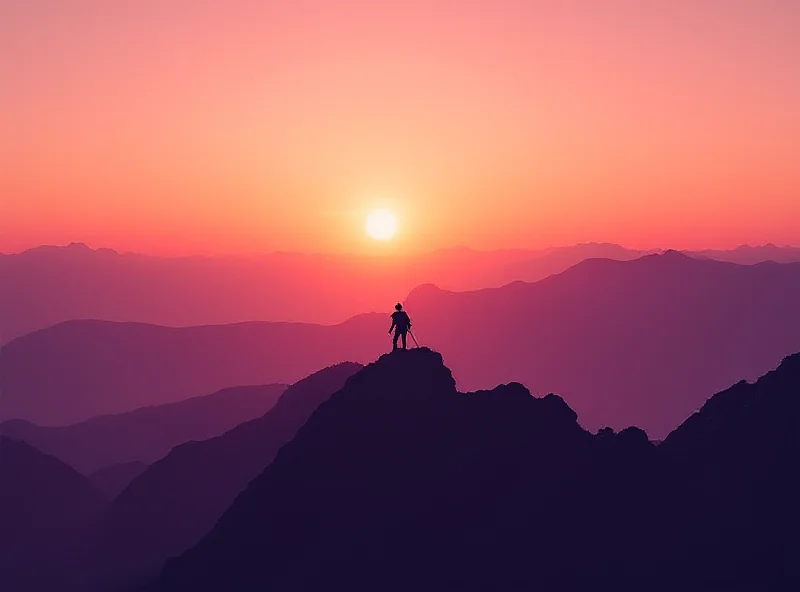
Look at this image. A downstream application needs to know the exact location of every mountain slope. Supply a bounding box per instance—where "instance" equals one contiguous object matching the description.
[655,353,800,588]
[0,317,383,424]
[406,252,800,437]
[0,383,286,473]
[96,362,362,588]
[154,349,659,591]
[0,437,106,591]
[89,461,149,499]
[153,349,800,592]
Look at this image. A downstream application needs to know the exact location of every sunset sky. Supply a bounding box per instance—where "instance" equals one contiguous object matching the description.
[2,0,799,256]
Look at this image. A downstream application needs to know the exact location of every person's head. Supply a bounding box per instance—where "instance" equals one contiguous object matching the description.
[395,303,403,311]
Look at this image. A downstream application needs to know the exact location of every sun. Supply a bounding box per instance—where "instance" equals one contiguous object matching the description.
[365,209,398,241]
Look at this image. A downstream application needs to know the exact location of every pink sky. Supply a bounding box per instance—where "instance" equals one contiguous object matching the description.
[2,0,799,255]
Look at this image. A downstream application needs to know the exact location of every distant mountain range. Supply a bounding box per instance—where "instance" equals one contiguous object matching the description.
[0,242,634,342]
[406,251,800,437]
[0,316,382,424]
[151,348,800,592]
[0,383,287,473]
[688,243,800,264]
[3,241,797,343]
[3,363,359,592]
[4,251,800,437]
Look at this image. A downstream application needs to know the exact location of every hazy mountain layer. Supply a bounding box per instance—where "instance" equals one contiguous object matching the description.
[94,362,361,589]
[406,251,800,436]
[4,252,799,435]
[0,384,286,472]
[0,242,656,341]
[0,317,381,424]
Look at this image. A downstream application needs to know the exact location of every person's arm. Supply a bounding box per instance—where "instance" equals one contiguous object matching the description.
[389,316,395,334]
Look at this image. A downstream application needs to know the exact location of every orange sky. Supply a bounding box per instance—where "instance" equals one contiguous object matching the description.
[2,0,799,256]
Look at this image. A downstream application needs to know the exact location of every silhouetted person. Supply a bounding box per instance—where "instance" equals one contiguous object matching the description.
[389,303,411,350]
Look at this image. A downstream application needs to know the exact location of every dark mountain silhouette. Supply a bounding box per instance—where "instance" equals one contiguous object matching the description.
[152,349,800,592]
[406,251,800,437]
[0,242,652,343]
[655,352,800,588]
[95,362,362,589]
[0,317,382,424]
[149,349,649,591]
[0,383,286,473]
[0,437,106,591]
[88,461,148,499]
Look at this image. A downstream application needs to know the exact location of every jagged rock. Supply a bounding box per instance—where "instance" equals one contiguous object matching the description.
[153,348,647,592]
[152,349,800,592]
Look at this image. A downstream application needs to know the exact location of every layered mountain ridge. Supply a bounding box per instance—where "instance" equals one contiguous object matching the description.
[153,348,800,592]
[5,252,800,437]
[93,362,363,589]
[0,383,287,473]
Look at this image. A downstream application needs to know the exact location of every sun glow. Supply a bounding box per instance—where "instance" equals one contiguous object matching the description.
[365,209,398,241]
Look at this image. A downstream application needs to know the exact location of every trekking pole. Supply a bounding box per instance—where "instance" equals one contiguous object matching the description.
[409,330,420,348]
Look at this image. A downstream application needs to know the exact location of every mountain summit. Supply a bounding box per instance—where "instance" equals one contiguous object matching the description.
[152,348,800,592]
[154,349,643,591]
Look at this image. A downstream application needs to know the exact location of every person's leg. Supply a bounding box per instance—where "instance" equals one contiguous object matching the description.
[393,330,400,349]
[401,331,407,349]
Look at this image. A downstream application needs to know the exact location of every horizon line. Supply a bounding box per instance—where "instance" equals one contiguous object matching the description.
[2,240,799,259]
